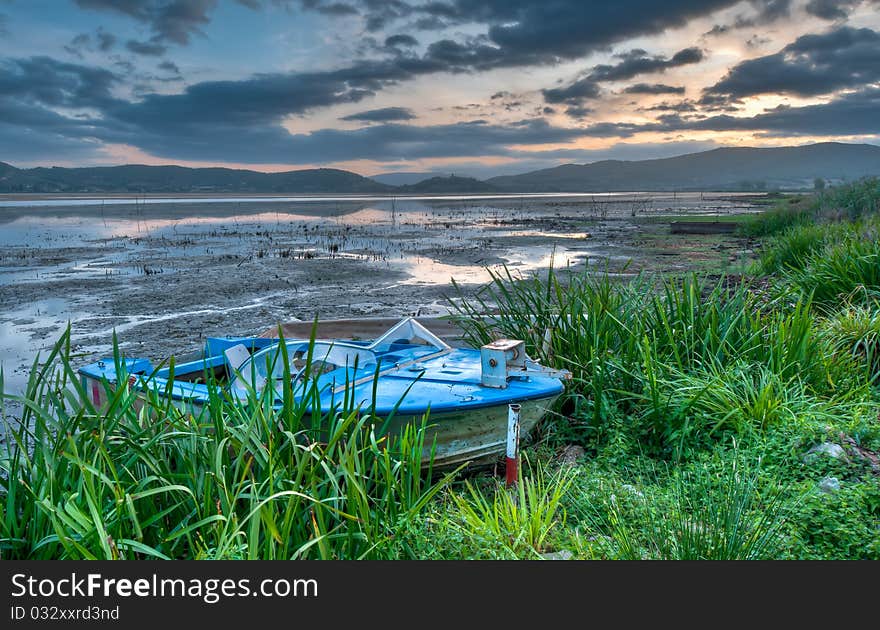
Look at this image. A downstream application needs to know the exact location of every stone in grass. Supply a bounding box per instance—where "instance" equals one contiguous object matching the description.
[621,483,645,498]
[817,477,841,494]
[558,444,586,466]
[804,442,847,464]
[541,550,574,560]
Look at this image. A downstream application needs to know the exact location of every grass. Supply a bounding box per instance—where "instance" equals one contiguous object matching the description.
[821,300,880,385]
[573,451,795,560]
[444,461,573,557]
[3,178,880,560]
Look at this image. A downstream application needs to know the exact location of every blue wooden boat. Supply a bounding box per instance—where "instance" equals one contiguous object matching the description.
[78,318,568,467]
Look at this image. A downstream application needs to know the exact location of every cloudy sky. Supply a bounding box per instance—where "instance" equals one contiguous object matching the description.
[1,0,878,177]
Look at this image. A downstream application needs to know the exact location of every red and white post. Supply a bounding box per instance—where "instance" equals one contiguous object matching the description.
[505,403,521,488]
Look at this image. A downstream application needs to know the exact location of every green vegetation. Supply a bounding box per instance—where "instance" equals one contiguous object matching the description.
[2,178,879,559]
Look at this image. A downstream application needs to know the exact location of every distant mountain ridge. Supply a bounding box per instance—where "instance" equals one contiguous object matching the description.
[487,143,880,192]
[0,164,392,194]
[370,171,444,186]
[396,175,498,193]
[1,143,879,194]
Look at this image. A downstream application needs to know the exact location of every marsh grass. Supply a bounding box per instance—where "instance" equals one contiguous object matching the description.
[748,180,880,306]
[789,234,880,307]
[821,300,880,385]
[0,328,457,559]
[449,263,857,456]
[573,451,794,560]
[742,178,880,238]
[444,461,573,557]
[756,223,839,274]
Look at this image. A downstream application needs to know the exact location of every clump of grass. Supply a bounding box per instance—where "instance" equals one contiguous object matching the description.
[755,223,839,274]
[442,462,573,557]
[0,329,455,559]
[740,196,814,237]
[631,361,866,458]
[742,178,880,238]
[787,233,880,308]
[821,301,880,384]
[573,451,794,560]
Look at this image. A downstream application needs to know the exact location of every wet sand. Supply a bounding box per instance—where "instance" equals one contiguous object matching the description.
[0,192,761,396]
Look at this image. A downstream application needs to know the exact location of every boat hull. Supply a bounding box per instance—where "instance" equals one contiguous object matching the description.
[80,373,557,468]
[384,395,558,468]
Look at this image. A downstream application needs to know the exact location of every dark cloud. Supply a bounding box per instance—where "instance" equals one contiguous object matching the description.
[750,0,791,22]
[0,121,107,164]
[385,34,418,47]
[704,0,798,35]
[4,48,879,167]
[745,34,771,48]
[340,106,415,121]
[361,0,414,32]
[698,93,743,111]
[623,83,686,94]
[158,60,181,74]
[64,34,92,59]
[580,87,880,138]
[64,28,119,57]
[75,0,218,46]
[695,89,880,137]
[300,0,359,15]
[564,106,594,119]
[423,1,735,64]
[126,39,168,56]
[590,47,704,81]
[68,0,729,82]
[642,99,698,112]
[731,0,792,29]
[804,0,863,20]
[705,27,880,101]
[337,1,740,71]
[151,0,216,44]
[542,46,702,105]
[0,56,120,111]
[542,78,601,104]
[704,24,730,37]
[96,29,117,51]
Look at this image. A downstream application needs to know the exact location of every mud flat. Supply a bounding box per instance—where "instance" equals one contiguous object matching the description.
[0,192,761,397]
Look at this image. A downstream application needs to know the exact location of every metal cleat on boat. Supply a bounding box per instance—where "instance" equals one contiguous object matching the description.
[480,339,571,388]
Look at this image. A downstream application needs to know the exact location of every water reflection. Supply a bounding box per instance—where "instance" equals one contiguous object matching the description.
[0,191,764,209]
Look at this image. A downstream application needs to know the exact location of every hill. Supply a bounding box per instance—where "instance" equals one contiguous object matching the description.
[0,164,392,194]
[396,175,498,194]
[487,143,880,192]
[370,171,444,186]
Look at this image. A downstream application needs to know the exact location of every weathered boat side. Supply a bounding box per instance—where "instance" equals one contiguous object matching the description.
[79,317,567,468]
